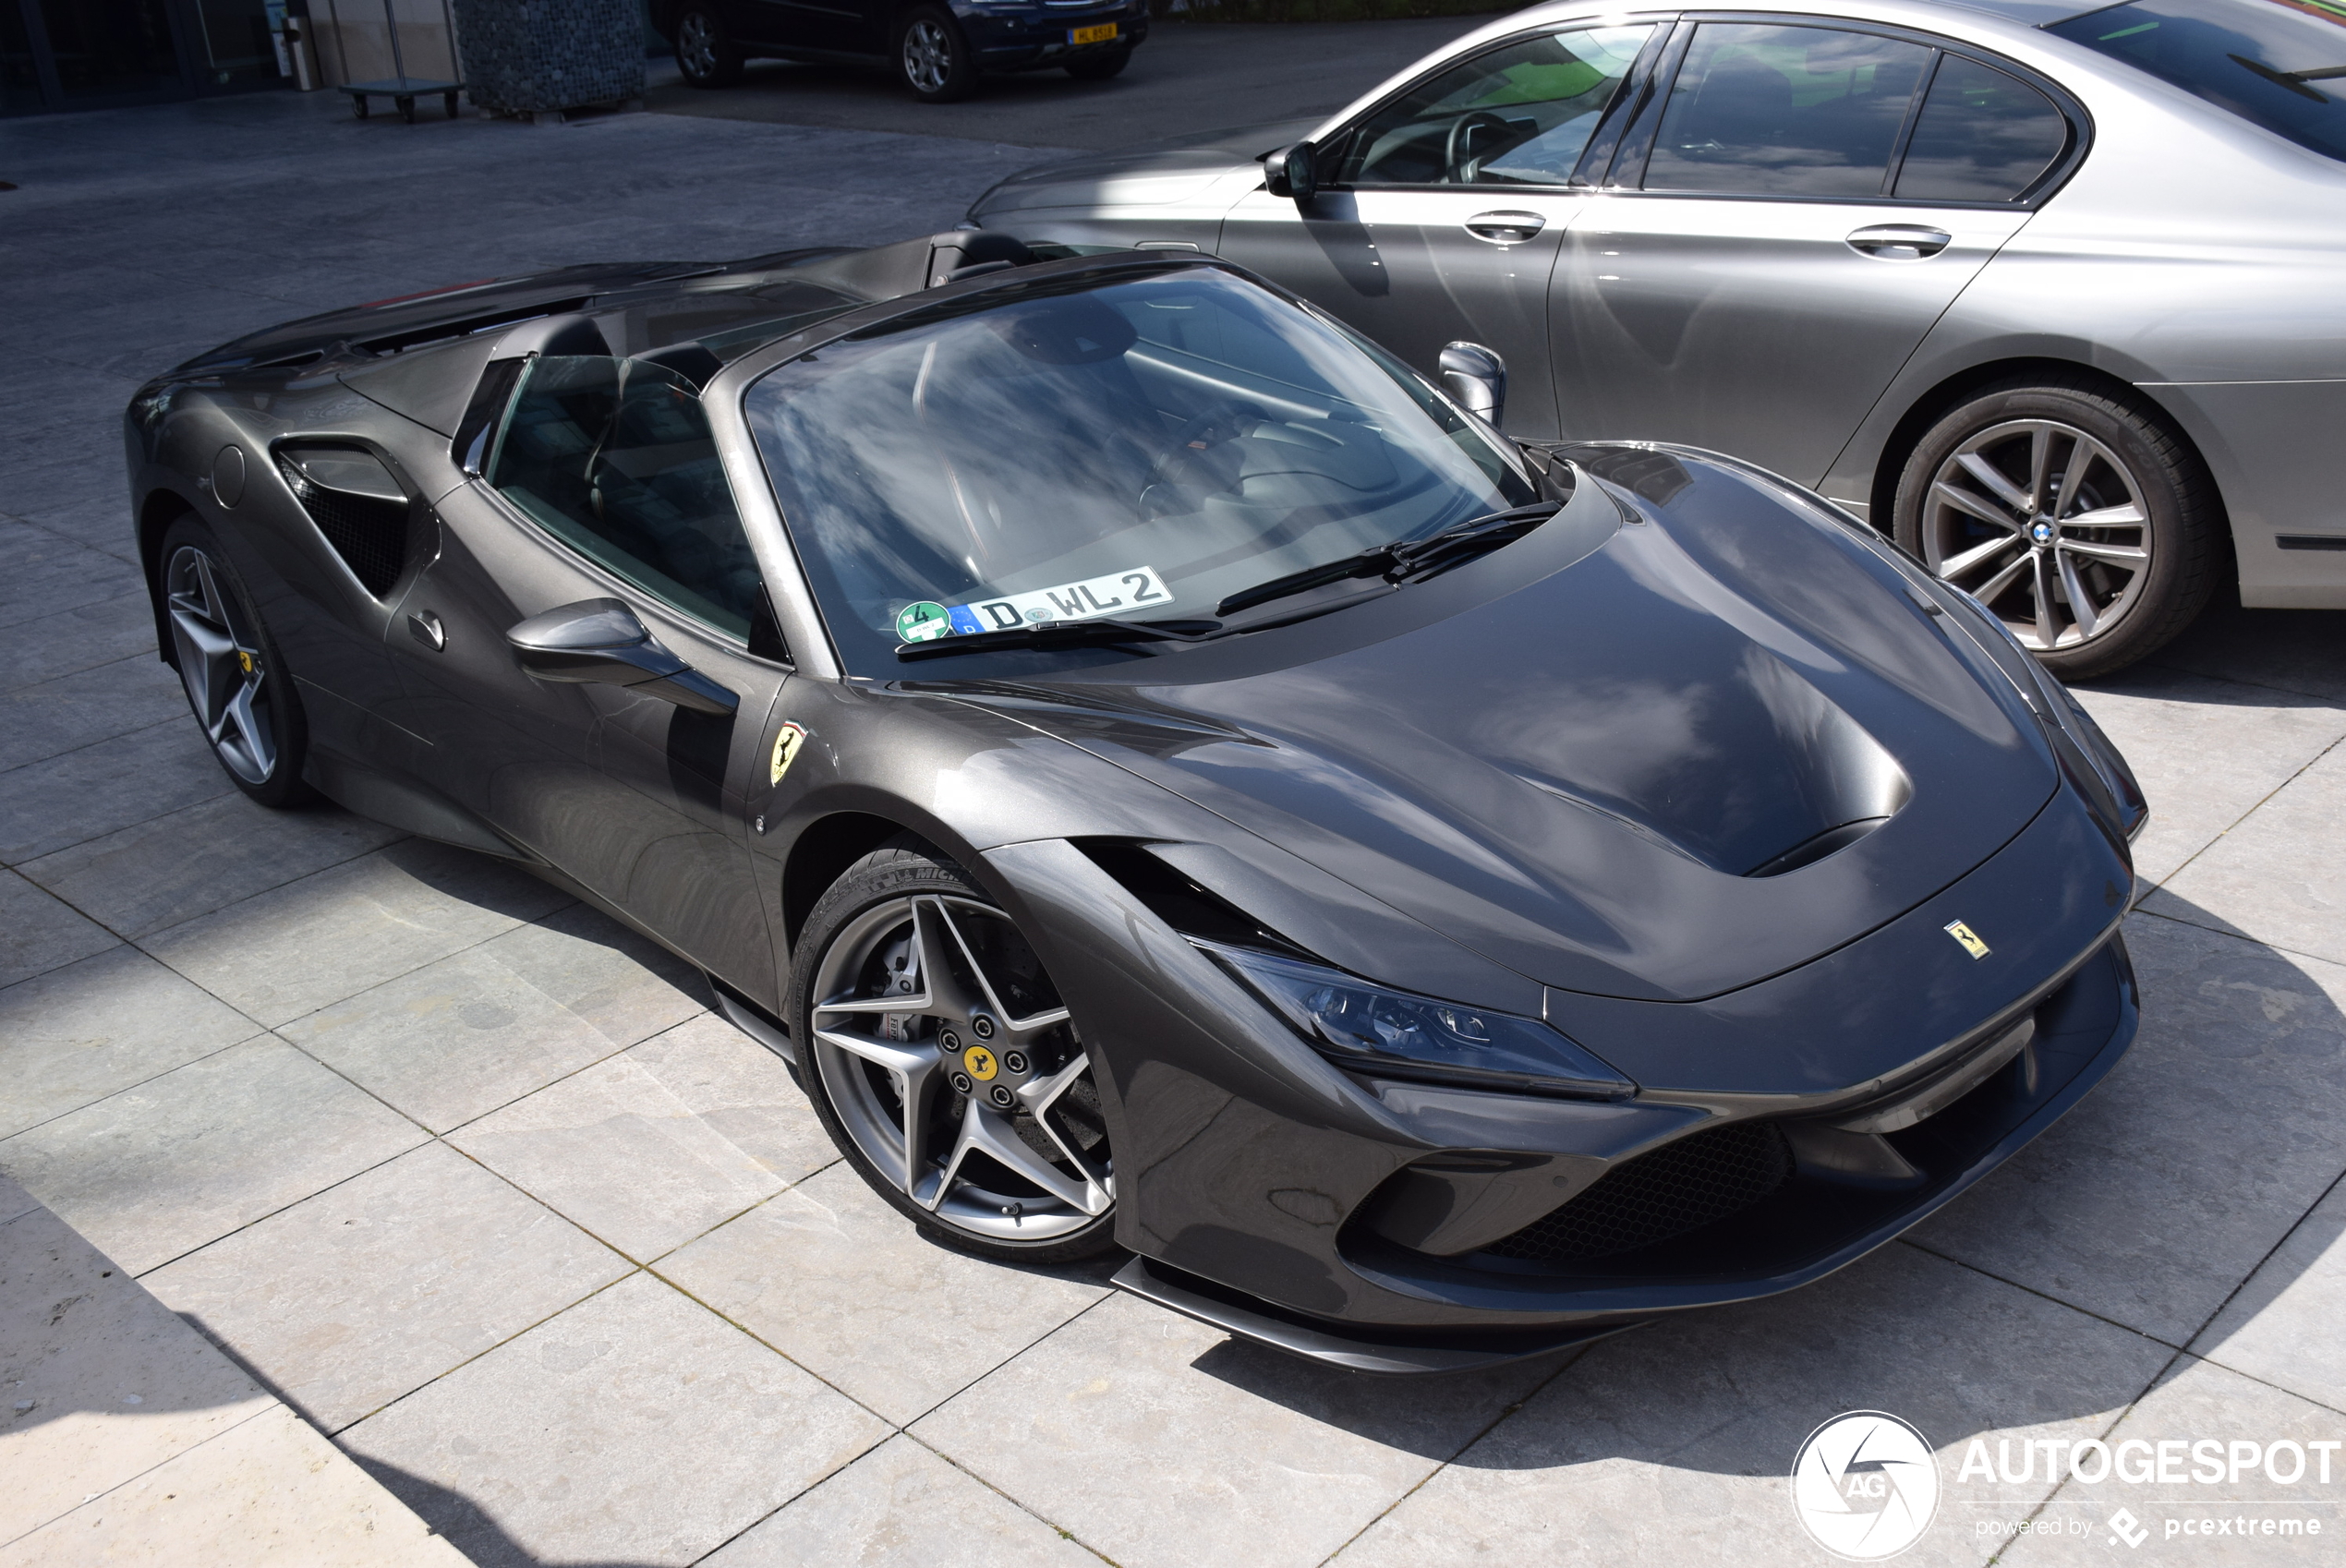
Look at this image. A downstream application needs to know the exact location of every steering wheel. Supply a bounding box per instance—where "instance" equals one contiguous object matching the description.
[1444,111,1512,182]
[1139,403,1261,519]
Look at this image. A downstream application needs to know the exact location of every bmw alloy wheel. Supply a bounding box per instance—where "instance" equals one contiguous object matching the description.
[807,891,1112,1243]
[901,19,953,95]
[1919,418,2152,652]
[165,543,278,785]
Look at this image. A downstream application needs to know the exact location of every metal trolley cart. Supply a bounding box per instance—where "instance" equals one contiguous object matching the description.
[333,0,464,122]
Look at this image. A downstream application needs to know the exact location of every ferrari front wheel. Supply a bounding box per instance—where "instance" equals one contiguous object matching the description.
[159,516,313,808]
[790,838,1117,1261]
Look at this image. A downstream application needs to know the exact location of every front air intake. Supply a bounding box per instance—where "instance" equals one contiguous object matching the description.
[1481,1120,1793,1264]
[275,447,411,596]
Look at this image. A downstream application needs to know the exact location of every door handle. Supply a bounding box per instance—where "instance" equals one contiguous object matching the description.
[1846,225,1952,260]
[406,610,445,651]
[1464,211,1547,246]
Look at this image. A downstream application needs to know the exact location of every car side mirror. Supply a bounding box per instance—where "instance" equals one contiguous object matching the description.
[506,597,738,716]
[1263,141,1317,203]
[1439,342,1507,429]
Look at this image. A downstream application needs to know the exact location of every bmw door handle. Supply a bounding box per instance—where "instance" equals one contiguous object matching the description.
[1846,225,1952,260]
[1464,211,1547,246]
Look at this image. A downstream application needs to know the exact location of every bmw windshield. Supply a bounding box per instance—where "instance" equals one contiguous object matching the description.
[2050,0,2346,163]
[742,264,1537,677]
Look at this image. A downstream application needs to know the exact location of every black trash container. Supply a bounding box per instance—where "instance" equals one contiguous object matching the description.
[453,0,645,119]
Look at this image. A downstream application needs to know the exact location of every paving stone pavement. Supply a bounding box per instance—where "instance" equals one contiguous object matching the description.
[3,78,2344,1568]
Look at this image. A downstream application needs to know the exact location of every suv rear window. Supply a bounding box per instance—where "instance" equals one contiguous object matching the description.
[2049,0,2346,163]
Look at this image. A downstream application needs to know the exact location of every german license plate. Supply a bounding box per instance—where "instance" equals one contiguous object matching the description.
[1070,22,1118,44]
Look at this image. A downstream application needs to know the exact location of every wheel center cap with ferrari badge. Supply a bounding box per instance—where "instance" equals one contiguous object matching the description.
[962,1044,998,1081]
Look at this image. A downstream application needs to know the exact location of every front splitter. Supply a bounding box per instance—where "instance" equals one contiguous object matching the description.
[1112,1255,1643,1375]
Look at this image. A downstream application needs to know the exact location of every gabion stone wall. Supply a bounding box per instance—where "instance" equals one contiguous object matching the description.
[452,0,646,114]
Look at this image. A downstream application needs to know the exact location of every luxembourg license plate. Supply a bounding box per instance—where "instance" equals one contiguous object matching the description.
[1070,22,1118,43]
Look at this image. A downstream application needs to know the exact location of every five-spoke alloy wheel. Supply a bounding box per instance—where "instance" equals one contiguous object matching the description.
[1894,379,2219,680]
[161,516,309,806]
[792,840,1115,1260]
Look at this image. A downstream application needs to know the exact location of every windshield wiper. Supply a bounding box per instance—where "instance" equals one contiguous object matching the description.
[894,617,1221,661]
[1214,501,1564,618]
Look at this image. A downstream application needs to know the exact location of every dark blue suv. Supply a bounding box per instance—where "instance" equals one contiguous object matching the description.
[650,0,1150,102]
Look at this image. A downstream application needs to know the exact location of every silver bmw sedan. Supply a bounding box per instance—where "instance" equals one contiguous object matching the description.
[968,0,2346,676]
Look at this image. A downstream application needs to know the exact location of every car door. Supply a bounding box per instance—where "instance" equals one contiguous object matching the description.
[384,352,787,996]
[1549,18,2073,483]
[1217,21,1664,440]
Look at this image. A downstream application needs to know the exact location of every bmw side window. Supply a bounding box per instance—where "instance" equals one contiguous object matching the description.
[1893,57,2070,201]
[1645,24,1932,197]
[485,356,764,641]
[1338,26,1658,187]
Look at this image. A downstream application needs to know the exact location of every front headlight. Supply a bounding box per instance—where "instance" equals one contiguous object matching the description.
[1199,941,1635,1100]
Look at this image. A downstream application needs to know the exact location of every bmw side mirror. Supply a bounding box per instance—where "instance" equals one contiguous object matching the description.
[506,597,738,716]
[1264,141,1317,203]
[1439,341,1507,429]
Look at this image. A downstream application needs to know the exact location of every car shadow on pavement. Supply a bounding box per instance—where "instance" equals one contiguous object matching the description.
[2140,599,2346,705]
[164,1315,661,1568]
[352,1453,663,1568]
[1182,886,2346,1478]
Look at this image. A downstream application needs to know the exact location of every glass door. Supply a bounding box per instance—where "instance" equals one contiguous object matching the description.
[4,0,296,115]
[190,0,286,90]
[35,0,185,101]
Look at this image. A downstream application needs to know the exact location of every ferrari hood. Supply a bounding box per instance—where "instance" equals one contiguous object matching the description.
[969,453,2059,1003]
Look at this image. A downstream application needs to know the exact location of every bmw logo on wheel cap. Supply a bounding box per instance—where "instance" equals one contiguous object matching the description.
[2030,521,2055,544]
[1789,1410,1940,1560]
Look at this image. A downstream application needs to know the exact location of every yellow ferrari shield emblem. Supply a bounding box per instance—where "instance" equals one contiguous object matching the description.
[962,1045,998,1081]
[768,722,806,787]
[1943,920,1990,960]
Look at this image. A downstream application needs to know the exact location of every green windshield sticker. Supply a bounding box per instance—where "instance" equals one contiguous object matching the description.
[895,601,954,643]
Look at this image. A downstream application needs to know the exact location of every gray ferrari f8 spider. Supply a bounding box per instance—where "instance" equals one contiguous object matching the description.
[125,234,2146,1370]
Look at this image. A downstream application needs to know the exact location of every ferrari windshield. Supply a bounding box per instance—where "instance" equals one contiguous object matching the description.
[2050,0,2346,163]
[743,265,1534,674]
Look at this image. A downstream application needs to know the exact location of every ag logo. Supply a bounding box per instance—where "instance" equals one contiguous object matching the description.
[768,722,806,787]
[1790,1411,1940,1561]
[962,1045,998,1082]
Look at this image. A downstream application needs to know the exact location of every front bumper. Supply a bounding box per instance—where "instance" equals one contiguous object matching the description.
[985,778,2139,1369]
[1123,935,2134,1372]
[966,4,1147,69]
